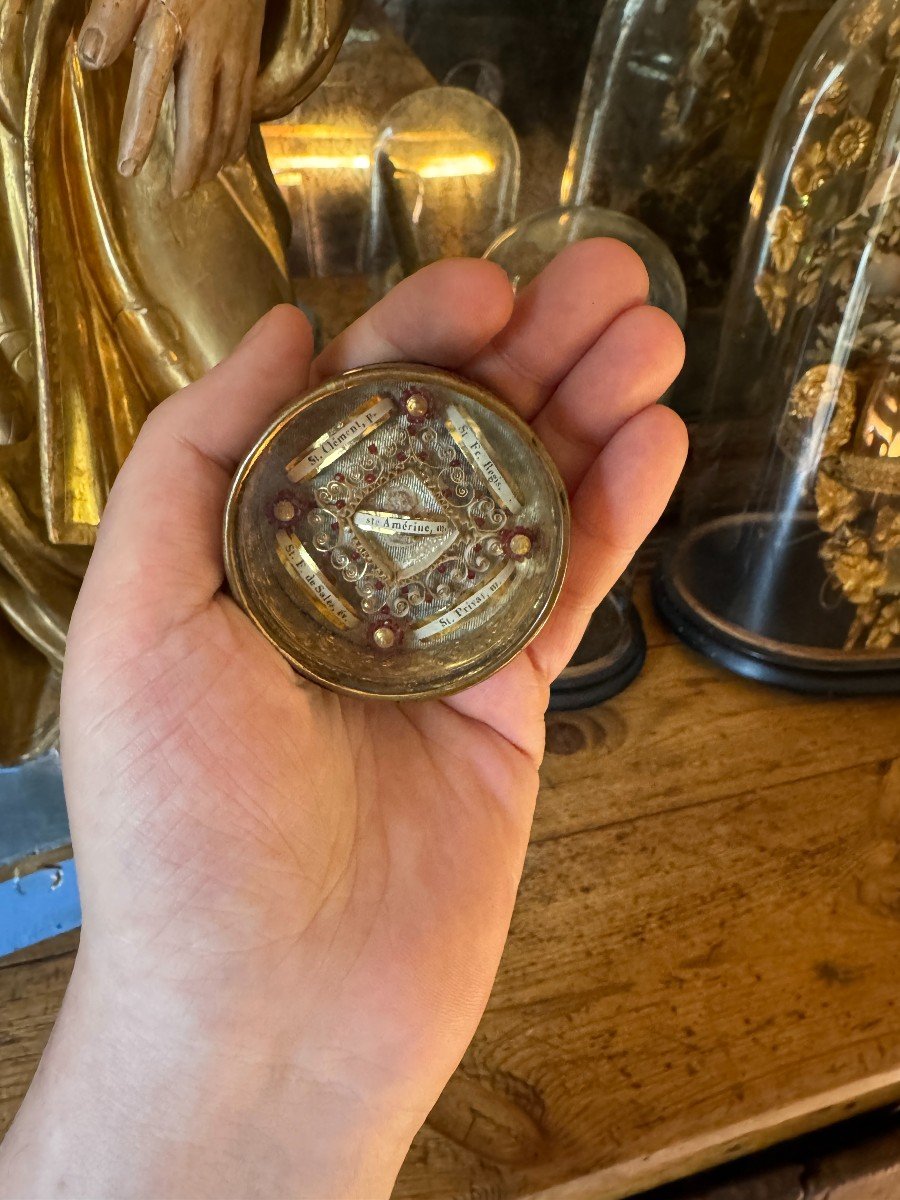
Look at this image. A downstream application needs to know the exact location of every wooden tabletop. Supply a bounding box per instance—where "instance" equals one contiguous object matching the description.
[2,584,899,1199]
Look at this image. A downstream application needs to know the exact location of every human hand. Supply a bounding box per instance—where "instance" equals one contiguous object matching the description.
[77,0,267,194]
[0,248,685,1199]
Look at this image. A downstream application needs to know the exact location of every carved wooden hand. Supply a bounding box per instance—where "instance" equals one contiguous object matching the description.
[77,0,268,195]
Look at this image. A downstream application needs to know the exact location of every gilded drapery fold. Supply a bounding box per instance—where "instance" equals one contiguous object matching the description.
[0,0,354,761]
[255,0,357,122]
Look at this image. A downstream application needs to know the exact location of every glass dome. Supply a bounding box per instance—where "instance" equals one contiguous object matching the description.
[561,0,835,414]
[260,8,436,280]
[484,204,688,323]
[368,86,520,291]
[656,0,900,694]
[485,205,688,706]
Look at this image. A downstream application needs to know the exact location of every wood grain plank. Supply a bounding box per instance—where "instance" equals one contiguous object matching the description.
[539,643,899,843]
[395,758,900,1199]
[0,623,897,1200]
[640,1104,900,1199]
[0,952,73,1137]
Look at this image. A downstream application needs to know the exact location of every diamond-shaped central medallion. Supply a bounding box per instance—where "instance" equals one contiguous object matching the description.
[350,469,460,582]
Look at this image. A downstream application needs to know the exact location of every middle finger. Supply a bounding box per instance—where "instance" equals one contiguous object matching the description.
[172,47,216,196]
[462,237,650,420]
[310,259,514,384]
[532,302,685,492]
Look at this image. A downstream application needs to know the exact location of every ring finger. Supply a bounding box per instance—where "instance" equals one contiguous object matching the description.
[532,303,685,492]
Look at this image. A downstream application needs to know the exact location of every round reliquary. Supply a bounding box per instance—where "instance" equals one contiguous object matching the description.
[224,364,570,699]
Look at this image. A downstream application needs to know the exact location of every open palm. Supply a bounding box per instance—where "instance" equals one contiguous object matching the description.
[61,249,685,1160]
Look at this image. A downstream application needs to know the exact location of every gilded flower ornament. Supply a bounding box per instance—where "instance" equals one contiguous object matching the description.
[815,474,861,533]
[866,599,900,650]
[821,535,887,606]
[841,0,883,47]
[749,172,766,220]
[801,77,850,117]
[827,117,874,170]
[839,510,900,650]
[788,363,858,455]
[767,206,809,272]
[791,142,831,198]
[754,270,791,331]
[795,264,823,309]
[873,505,900,553]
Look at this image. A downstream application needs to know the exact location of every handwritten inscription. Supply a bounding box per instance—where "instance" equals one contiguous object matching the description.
[415,560,516,642]
[445,405,522,514]
[287,396,394,482]
[276,531,359,629]
[354,510,454,538]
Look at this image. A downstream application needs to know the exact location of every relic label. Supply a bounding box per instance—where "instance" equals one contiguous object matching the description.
[276,530,359,629]
[287,396,394,482]
[445,405,522,514]
[354,510,454,538]
[415,560,516,642]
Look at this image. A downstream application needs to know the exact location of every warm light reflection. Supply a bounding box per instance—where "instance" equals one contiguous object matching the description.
[267,154,371,186]
[262,122,497,182]
[261,123,372,183]
[417,153,495,178]
[264,148,496,182]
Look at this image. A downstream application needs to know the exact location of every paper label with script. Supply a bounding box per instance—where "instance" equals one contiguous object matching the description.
[275,530,359,630]
[351,500,460,581]
[414,560,516,642]
[445,405,522,514]
[286,396,394,483]
[353,511,455,538]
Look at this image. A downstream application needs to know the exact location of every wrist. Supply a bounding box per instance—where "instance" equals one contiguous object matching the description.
[2,943,416,1199]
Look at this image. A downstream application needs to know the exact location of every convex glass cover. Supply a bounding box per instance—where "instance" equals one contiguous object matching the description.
[225,364,570,699]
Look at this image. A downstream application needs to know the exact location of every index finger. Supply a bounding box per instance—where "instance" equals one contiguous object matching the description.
[117,4,180,175]
[464,238,650,420]
[309,259,515,385]
[78,0,148,69]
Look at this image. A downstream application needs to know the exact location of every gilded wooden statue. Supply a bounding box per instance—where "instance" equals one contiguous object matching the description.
[0,0,354,762]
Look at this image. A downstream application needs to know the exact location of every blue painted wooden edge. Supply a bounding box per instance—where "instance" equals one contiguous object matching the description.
[0,751,70,870]
[0,857,81,958]
[0,748,79,958]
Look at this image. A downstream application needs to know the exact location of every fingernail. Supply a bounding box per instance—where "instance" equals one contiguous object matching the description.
[119,157,139,178]
[78,27,105,66]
